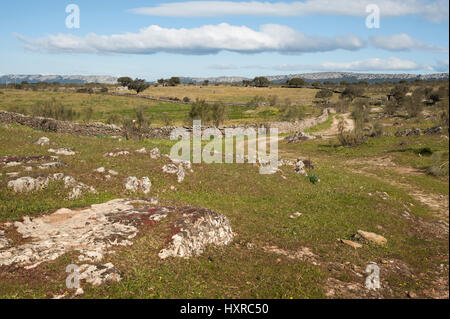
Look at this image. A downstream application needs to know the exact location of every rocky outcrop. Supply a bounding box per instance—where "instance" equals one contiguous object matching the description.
[158,207,234,259]
[0,199,234,269]
[124,176,151,194]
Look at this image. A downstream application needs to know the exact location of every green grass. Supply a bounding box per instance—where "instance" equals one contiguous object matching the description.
[0,118,448,298]
[0,89,320,126]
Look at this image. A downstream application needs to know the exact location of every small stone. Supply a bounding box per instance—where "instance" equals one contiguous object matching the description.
[74,288,84,296]
[355,230,387,246]
[108,170,119,176]
[48,148,75,156]
[150,147,161,159]
[95,167,105,173]
[35,137,50,146]
[136,148,147,154]
[339,239,363,249]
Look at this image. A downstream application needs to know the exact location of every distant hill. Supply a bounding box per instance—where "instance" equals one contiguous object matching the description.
[181,72,449,84]
[0,74,118,84]
[1,72,448,85]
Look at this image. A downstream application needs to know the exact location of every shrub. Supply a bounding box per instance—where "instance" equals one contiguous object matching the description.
[183,96,190,103]
[337,118,367,146]
[384,100,397,115]
[247,96,266,108]
[308,174,320,184]
[279,105,305,121]
[100,87,108,93]
[106,114,121,125]
[404,98,424,118]
[427,152,449,176]
[31,99,79,121]
[161,112,173,126]
[268,95,278,107]
[84,107,94,123]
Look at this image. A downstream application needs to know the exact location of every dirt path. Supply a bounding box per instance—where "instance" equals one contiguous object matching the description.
[346,157,449,221]
[318,113,354,138]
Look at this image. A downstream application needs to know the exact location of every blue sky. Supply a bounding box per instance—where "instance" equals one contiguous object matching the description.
[0,0,448,80]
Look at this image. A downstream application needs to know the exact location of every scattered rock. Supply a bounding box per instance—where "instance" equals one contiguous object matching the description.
[177,165,186,183]
[135,148,147,154]
[48,148,75,156]
[339,239,363,249]
[294,158,308,176]
[77,263,121,286]
[395,128,422,137]
[159,207,234,259]
[423,126,443,135]
[289,212,302,219]
[125,176,151,194]
[5,161,21,167]
[0,230,10,249]
[150,147,161,159]
[95,167,105,173]
[354,230,387,246]
[285,131,316,143]
[108,169,119,176]
[35,137,50,146]
[7,176,49,192]
[6,172,20,178]
[38,161,66,169]
[262,245,318,264]
[103,151,130,157]
[163,164,179,174]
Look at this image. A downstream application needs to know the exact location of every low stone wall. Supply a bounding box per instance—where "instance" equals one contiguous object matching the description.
[0,108,330,139]
[0,110,124,137]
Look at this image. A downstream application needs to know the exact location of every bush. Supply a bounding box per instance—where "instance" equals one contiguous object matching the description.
[188,99,227,126]
[122,107,152,140]
[84,107,94,123]
[31,98,79,121]
[100,87,108,93]
[384,100,397,115]
[427,152,449,176]
[279,105,305,121]
[404,98,424,118]
[106,114,121,125]
[337,118,366,146]
[268,95,278,107]
[183,96,190,103]
[247,96,266,108]
[161,112,173,126]
[308,174,320,184]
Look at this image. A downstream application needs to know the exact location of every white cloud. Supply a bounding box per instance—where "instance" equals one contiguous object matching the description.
[129,0,449,22]
[370,34,448,53]
[208,64,238,70]
[214,57,433,72]
[15,23,365,55]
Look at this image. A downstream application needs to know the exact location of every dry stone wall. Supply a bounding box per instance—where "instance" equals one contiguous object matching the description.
[0,108,330,139]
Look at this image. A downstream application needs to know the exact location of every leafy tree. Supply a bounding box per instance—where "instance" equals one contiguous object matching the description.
[315,89,333,101]
[202,80,210,86]
[390,84,409,105]
[252,77,270,87]
[286,78,306,88]
[128,79,150,94]
[168,77,181,86]
[118,77,133,87]
[341,86,365,101]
